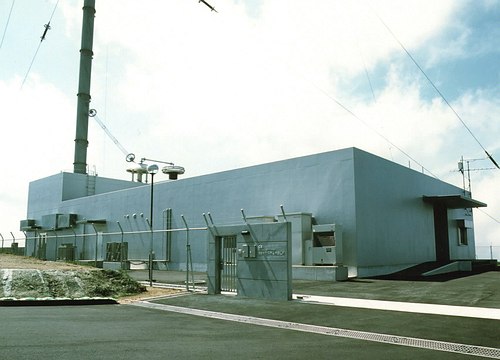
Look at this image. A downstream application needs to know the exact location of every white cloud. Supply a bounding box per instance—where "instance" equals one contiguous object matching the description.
[473,171,500,249]
[62,0,499,184]
[1,0,498,251]
[0,76,75,236]
[82,1,461,168]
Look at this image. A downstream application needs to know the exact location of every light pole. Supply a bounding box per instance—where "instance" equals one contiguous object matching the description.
[147,164,159,286]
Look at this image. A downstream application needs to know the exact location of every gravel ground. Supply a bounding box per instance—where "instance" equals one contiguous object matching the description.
[0,253,90,270]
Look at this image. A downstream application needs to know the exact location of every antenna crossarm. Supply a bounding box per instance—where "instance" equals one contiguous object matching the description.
[140,157,175,166]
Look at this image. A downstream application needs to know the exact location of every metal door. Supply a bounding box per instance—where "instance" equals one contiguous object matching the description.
[432,205,450,263]
[219,235,237,293]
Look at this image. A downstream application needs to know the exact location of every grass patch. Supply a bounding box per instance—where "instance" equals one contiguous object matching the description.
[81,270,146,298]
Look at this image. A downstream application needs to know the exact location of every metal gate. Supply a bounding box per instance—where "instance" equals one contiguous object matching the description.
[219,235,237,293]
[36,233,47,259]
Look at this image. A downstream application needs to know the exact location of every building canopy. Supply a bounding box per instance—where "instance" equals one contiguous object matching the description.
[423,195,487,209]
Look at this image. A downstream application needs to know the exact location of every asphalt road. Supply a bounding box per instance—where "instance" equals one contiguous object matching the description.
[1,302,496,360]
[2,269,498,359]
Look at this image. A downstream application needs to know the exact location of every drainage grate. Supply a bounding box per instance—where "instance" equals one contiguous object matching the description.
[133,302,500,359]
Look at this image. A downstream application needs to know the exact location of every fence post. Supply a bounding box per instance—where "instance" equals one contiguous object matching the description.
[145,218,154,287]
[117,221,124,270]
[280,204,288,222]
[203,213,216,237]
[33,231,37,258]
[70,226,77,261]
[181,215,195,291]
[22,231,27,256]
[10,231,17,254]
[91,224,98,267]
[52,229,58,260]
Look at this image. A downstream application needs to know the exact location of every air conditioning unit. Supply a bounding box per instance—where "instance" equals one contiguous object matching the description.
[20,219,37,231]
[57,214,77,229]
[41,214,77,229]
[42,214,59,229]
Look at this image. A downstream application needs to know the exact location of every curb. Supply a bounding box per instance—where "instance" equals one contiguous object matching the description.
[0,297,118,306]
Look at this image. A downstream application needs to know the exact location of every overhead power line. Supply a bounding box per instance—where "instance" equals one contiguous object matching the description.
[373,11,499,170]
[0,0,16,51]
[310,81,438,178]
[479,209,500,224]
[20,0,60,88]
[213,8,437,178]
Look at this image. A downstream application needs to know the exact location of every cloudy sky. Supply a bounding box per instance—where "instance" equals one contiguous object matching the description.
[0,0,498,254]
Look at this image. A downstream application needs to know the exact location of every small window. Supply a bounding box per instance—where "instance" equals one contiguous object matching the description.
[456,219,470,246]
[458,226,468,246]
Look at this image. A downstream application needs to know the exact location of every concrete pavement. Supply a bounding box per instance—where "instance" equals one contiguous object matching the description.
[134,299,500,359]
[293,294,500,320]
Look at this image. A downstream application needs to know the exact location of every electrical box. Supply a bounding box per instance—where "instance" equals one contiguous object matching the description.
[239,244,257,259]
[248,244,257,258]
[308,223,343,265]
[105,242,128,261]
[312,246,336,265]
[58,244,75,261]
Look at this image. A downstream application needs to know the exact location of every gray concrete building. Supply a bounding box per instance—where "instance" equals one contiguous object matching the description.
[21,147,486,279]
